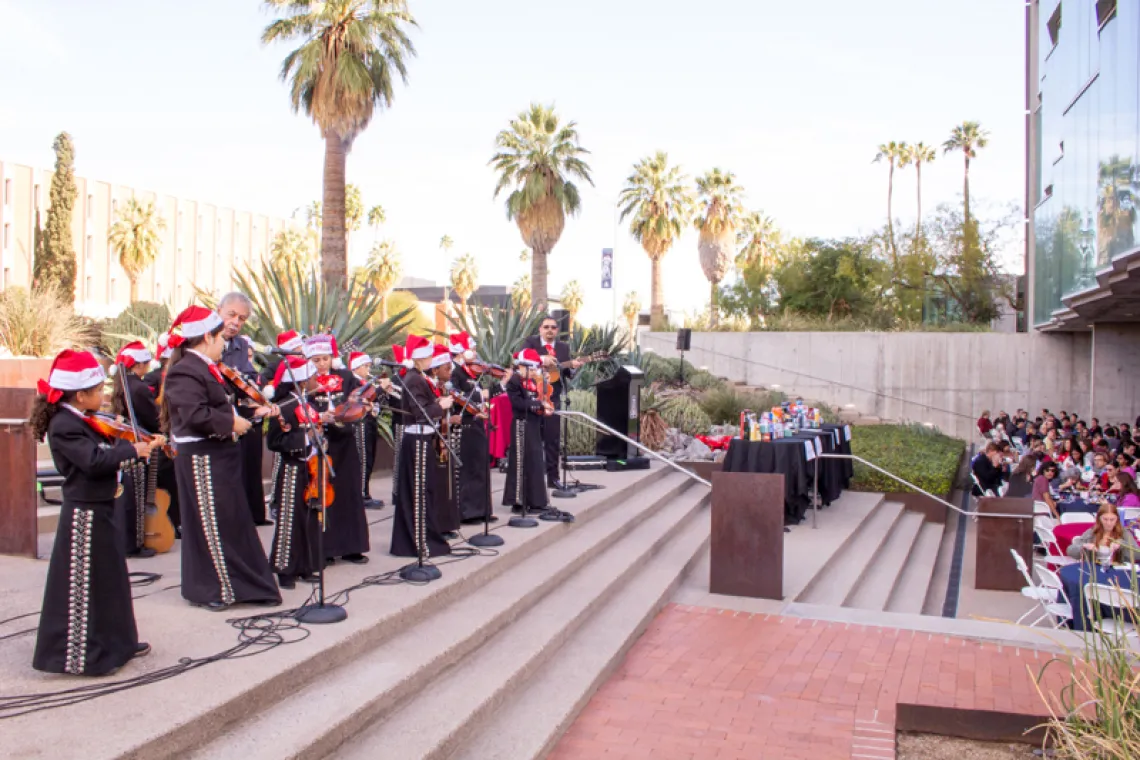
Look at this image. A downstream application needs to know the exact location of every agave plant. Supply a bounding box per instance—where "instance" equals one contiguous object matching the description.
[448,302,545,367]
[202,262,414,355]
[99,302,172,354]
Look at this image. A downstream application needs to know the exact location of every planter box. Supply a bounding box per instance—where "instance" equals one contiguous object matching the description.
[0,358,53,390]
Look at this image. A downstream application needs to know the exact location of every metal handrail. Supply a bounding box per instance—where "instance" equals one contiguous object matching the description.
[555,410,711,487]
[812,452,1030,529]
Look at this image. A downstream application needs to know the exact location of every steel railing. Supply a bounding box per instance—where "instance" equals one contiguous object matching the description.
[556,410,711,487]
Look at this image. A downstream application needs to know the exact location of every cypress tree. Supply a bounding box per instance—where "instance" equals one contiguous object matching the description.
[35,132,78,297]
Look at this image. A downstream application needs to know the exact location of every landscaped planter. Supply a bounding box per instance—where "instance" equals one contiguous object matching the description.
[0,358,53,390]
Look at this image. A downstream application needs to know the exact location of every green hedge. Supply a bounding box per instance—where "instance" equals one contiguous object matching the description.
[849,424,964,497]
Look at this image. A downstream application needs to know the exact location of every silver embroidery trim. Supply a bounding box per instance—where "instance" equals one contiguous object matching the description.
[266,452,282,506]
[133,461,146,549]
[64,508,93,675]
[514,419,525,505]
[356,421,367,498]
[415,436,429,559]
[274,464,298,572]
[192,454,235,605]
[392,424,403,501]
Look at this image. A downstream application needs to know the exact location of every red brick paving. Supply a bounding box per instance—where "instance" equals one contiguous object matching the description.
[548,604,1074,760]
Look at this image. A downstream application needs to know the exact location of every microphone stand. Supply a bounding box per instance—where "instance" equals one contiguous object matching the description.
[117,360,153,555]
[282,361,346,625]
[459,364,504,548]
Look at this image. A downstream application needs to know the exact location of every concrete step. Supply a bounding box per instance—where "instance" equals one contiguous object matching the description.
[450,504,712,760]
[795,500,905,606]
[187,471,697,760]
[887,521,947,615]
[843,507,924,611]
[338,487,711,760]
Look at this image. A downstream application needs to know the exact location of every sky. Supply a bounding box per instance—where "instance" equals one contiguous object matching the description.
[0,0,1028,326]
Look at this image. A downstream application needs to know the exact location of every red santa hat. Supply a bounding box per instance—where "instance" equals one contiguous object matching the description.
[448,331,475,355]
[329,334,345,369]
[116,341,153,370]
[429,343,452,369]
[167,305,223,348]
[280,356,318,384]
[156,332,173,360]
[276,329,303,353]
[514,348,541,367]
[37,349,107,402]
[349,351,372,371]
[405,334,433,361]
[303,333,335,359]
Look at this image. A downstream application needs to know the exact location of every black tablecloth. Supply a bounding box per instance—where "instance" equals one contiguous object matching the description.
[722,438,814,523]
[792,430,843,505]
[821,424,854,485]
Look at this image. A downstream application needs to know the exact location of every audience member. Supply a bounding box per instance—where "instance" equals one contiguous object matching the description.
[977,410,993,438]
[1066,503,1140,563]
[1115,471,1140,508]
[1032,461,1059,516]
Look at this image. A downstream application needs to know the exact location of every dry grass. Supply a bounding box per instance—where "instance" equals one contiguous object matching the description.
[0,284,95,357]
[896,732,1033,759]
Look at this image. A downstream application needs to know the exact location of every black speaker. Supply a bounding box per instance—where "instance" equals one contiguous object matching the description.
[676,328,692,351]
[550,309,571,337]
[594,365,645,459]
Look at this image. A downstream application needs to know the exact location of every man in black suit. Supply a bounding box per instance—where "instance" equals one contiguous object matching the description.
[523,315,581,489]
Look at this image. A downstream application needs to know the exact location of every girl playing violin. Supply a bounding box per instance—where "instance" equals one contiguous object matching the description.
[29,349,156,675]
[448,332,496,525]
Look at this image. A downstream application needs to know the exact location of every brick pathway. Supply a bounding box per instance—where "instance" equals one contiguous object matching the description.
[549,604,1073,760]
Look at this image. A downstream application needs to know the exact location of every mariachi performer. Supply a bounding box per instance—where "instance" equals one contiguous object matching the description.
[265,356,323,590]
[390,335,455,559]
[348,351,384,510]
[142,333,171,395]
[389,343,409,508]
[110,341,161,557]
[262,329,306,518]
[29,349,154,675]
[160,306,281,610]
[448,332,494,525]
[503,349,574,523]
[304,334,370,564]
[429,343,462,538]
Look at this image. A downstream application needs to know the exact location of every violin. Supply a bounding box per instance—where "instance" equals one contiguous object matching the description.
[305,450,335,508]
[534,372,555,417]
[448,390,488,419]
[86,413,173,457]
[467,358,509,380]
[218,363,270,407]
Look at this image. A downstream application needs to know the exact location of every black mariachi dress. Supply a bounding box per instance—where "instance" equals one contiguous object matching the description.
[164,351,280,607]
[502,374,550,510]
[34,407,141,675]
[265,390,322,582]
[309,370,370,559]
[390,368,452,559]
[451,364,492,523]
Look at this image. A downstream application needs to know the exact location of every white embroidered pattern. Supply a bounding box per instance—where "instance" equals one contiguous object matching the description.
[414,436,429,559]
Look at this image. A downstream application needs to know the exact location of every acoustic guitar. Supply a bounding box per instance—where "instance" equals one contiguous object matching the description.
[542,351,610,384]
[143,450,176,553]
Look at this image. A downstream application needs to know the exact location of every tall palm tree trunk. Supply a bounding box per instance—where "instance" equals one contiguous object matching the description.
[915,163,923,240]
[129,277,139,303]
[709,279,719,328]
[650,257,665,330]
[379,293,388,322]
[962,155,971,231]
[321,135,349,287]
[887,162,897,268]
[531,247,549,312]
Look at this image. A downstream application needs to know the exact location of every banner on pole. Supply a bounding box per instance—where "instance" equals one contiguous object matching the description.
[601,248,613,289]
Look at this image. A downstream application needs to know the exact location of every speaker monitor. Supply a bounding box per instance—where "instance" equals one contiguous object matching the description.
[676,328,692,351]
[594,365,645,460]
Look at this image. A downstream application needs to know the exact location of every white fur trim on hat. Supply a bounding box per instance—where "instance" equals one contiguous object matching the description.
[350,353,373,371]
[181,310,223,339]
[49,364,106,391]
[303,336,334,358]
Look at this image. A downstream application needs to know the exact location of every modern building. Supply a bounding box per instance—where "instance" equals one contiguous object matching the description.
[1027,0,1139,421]
[0,160,289,319]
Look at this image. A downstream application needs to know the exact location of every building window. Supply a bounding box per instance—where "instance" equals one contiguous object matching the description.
[3,268,9,288]
[3,179,10,206]
[112,199,118,215]
[33,183,40,209]
[85,235,93,262]
[2,223,9,250]
[110,278,116,301]
[177,284,183,303]
[155,282,162,301]
[86,194,93,217]
[1047,4,1061,48]
[1097,0,1117,30]
[85,277,93,300]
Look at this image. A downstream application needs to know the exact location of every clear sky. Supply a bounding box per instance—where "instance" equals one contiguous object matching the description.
[0,0,1027,326]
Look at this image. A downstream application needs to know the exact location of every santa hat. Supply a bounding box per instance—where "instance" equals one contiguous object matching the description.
[349,351,372,371]
[391,344,412,369]
[279,356,318,384]
[156,332,173,360]
[167,305,223,348]
[116,341,153,370]
[37,349,107,402]
[332,357,346,370]
[514,348,541,367]
[449,332,474,354]
[429,343,452,369]
[405,334,433,361]
[303,334,335,359]
[276,330,303,353]
[329,334,345,368]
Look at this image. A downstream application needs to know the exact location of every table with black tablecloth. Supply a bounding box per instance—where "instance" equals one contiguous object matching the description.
[821,423,854,487]
[794,427,853,505]
[722,437,818,523]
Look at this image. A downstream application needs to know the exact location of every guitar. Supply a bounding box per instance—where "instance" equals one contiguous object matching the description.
[142,450,175,553]
[542,351,610,384]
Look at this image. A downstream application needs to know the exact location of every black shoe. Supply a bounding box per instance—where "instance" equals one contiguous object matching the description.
[511,505,524,514]
[195,601,230,612]
[278,574,296,590]
[134,642,151,658]
[364,498,385,510]
[250,598,283,607]
[174,526,182,540]
[254,519,274,527]
[129,547,157,559]
[442,531,460,540]
[300,573,318,583]
[341,553,369,564]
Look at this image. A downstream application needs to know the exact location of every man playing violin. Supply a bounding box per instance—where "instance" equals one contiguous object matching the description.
[523,316,582,490]
[217,292,273,527]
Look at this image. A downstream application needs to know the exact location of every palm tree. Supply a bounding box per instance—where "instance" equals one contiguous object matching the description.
[364,239,402,320]
[269,227,316,273]
[490,103,593,310]
[107,198,166,303]
[874,141,907,266]
[305,200,322,232]
[942,121,990,231]
[621,291,641,349]
[618,151,693,330]
[519,248,529,263]
[898,142,937,239]
[262,0,417,287]
[450,253,479,314]
[345,183,364,252]
[439,234,453,254]
[736,211,781,270]
[367,204,386,241]
[511,274,532,311]
[694,168,744,327]
[561,280,584,330]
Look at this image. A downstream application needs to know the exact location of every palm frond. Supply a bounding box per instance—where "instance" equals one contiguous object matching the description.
[448,303,545,367]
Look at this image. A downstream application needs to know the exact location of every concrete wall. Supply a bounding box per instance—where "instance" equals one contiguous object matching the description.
[642,331,1093,440]
[1091,323,1140,426]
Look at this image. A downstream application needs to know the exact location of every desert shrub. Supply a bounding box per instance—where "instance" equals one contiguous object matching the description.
[98,301,172,354]
[565,389,597,456]
[659,395,713,437]
[698,386,787,425]
[848,424,964,497]
[0,284,95,357]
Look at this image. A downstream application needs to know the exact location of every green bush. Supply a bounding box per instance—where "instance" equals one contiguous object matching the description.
[565,389,597,456]
[659,395,713,437]
[849,424,964,497]
[698,386,787,425]
[98,301,171,354]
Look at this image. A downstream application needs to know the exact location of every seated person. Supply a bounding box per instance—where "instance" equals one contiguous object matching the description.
[1066,504,1140,563]
[971,443,1006,496]
[1114,471,1140,508]
[1032,461,1060,516]
[1006,454,1038,498]
[976,410,994,438]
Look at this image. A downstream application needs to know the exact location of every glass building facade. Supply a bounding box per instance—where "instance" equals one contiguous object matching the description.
[1032,0,1139,326]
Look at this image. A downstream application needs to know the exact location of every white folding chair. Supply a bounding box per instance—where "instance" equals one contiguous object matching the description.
[971,472,996,498]
[1034,512,1058,532]
[1035,565,1073,628]
[1060,512,1096,526]
[1034,500,1055,517]
[1011,549,1071,626]
[1033,523,1077,568]
[1082,582,1140,639]
[1119,507,1140,523]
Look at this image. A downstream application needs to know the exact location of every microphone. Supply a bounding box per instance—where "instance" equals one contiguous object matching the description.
[374,358,406,369]
[269,347,304,356]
